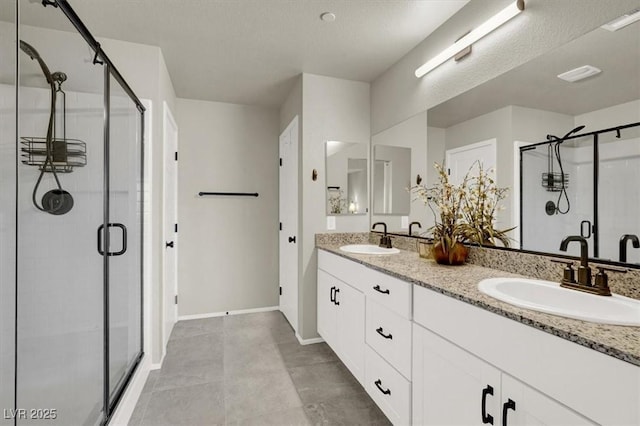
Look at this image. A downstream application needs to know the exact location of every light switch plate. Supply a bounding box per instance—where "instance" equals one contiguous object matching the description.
[327,216,336,230]
[401,216,409,229]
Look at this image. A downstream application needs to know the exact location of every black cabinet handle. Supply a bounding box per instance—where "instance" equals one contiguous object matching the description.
[334,288,340,305]
[376,327,393,339]
[481,385,494,424]
[374,379,391,395]
[330,286,336,303]
[502,399,516,426]
[166,241,174,248]
[288,236,296,243]
[373,285,390,295]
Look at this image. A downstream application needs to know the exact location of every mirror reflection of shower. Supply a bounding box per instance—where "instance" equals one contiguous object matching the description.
[19,40,86,215]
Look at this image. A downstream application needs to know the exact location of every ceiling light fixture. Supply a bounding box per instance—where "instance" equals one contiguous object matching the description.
[601,8,640,32]
[557,65,602,83]
[320,12,336,22]
[415,0,525,78]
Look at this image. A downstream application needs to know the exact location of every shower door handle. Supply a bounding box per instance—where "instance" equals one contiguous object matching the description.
[97,223,128,256]
[580,220,592,239]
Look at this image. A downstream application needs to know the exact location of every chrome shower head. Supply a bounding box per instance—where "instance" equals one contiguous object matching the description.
[19,40,54,86]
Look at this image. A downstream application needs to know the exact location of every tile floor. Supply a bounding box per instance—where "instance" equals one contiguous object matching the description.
[129,311,390,425]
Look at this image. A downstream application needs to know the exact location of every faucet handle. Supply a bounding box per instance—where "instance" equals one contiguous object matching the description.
[595,265,628,274]
[550,258,576,283]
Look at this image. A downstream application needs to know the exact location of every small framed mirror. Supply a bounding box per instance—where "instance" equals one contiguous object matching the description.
[372,145,411,215]
[325,141,368,215]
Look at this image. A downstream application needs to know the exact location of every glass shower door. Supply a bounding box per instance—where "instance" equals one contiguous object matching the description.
[16,11,106,425]
[106,72,143,406]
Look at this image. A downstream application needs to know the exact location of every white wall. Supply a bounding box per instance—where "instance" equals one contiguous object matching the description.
[298,73,370,339]
[175,98,280,316]
[370,0,640,135]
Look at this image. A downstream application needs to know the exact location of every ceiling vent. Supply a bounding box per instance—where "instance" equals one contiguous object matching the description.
[601,8,640,32]
[557,65,602,83]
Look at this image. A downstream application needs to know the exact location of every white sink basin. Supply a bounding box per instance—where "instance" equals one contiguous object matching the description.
[339,244,400,255]
[478,277,640,326]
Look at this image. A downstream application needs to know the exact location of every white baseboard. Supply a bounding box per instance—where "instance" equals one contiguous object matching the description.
[108,356,150,426]
[178,305,279,321]
[296,333,324,345]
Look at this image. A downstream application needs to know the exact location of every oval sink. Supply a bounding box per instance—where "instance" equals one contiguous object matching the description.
[339,244,400,255]
[478,277,640,326]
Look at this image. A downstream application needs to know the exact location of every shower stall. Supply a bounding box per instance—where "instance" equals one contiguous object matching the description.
[520,122,640,264]
[1,1,144,424]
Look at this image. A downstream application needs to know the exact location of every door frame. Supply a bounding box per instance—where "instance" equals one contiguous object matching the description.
[162,102,179,355]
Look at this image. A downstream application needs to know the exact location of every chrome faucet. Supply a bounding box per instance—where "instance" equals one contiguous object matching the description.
[619,234,640,263]
[372,222,392,248]
[409,221,422,236]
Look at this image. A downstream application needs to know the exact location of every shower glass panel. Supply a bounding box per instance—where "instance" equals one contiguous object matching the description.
[107,72,142,404]
[520,136,595,258]
[598,134,640,263]
[16,9,106,426]
[0,5,17,426]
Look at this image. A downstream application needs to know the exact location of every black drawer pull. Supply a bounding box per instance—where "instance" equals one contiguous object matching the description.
[502,399,516,426]
[376,327,393,339]
[330,286,336,303]
[373,285,390,295]
[334,288,340,305]
[374,379,391,395]
[481,385,494,424]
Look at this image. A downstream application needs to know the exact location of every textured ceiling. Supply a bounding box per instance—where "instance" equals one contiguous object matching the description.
[428,22,640,128]
[9,0,469,107]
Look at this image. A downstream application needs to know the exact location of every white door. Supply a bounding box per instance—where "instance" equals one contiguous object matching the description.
[162,102,179,349]
[446,139,497,184]
[335,282,365,383]
[412,324,501,425]
[279,116,299,332]
[316,269,337,347]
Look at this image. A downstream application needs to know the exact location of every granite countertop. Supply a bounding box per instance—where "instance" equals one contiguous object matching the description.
[317,242,640,366]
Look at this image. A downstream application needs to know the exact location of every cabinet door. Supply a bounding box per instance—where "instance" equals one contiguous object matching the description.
[317,269,337,348]
[336,281,365,383]
[500,374,596,426]
[413,324,501,426]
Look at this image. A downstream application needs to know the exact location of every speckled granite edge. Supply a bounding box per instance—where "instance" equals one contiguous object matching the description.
[315,237,640,366]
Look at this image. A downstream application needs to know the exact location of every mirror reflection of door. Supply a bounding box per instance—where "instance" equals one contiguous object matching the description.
[372,145,411,215]
[325,141,368,215]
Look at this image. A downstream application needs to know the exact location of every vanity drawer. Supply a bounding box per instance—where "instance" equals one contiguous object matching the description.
[363,267,412,319]
[366,298,412,379]
[365,345,411,426]
[318,250,366,292]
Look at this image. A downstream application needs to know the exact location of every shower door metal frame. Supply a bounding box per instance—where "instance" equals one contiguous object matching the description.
[519,121,640,266]
[41,1,146,424]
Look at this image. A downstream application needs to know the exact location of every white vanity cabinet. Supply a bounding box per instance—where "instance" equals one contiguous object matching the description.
[317,254,366,383]
[413,324,595,426]
[413,285,639,426]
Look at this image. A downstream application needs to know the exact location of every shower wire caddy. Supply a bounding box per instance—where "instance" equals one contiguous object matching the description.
[21,136,87,173]
[541,171,569,192]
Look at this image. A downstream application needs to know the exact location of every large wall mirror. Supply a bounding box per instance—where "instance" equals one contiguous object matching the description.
[372,145,411,215]
[325,140,368,215]
[427,15,640,267]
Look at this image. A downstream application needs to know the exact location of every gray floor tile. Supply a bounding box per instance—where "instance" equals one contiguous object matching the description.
[140,370,159,394]
[225,370,303,422]
[223,311,287,332]
[278,342,339,368]
[229,407,311,426]
[165,331,224,362]
[303,393,392,426]
[288,361,363,404]
[129,392,151,426]
[224,341,287,379]
[140,381,225,426]
[270,321,298,344]
[170,317,224,340]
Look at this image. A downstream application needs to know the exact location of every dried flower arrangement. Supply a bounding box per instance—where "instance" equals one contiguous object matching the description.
[411,161,513,264]
[328,189,347,214]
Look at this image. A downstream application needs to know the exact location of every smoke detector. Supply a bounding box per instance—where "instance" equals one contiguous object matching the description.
[601,9,640,32]
[557,65,602,83]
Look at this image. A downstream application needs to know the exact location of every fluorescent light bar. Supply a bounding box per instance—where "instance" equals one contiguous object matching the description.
[415,0,525,78]
[601,8,640,32]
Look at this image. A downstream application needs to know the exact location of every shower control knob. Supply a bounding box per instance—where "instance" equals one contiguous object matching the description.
[166,241,174,248]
